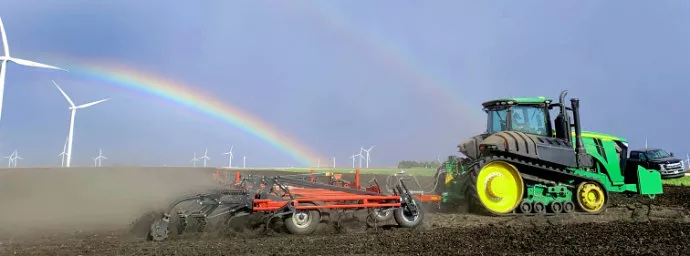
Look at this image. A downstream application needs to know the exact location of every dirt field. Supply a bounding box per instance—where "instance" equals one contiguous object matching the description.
[2,167,690,255]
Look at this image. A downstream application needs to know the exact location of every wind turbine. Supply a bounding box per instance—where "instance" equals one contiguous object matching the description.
[190,152,199,167]
[11,149,21,167]
[58,136,68,167]
[355,148,364,168]
[361,145,375,168]
[332,157,336,168]
[243,156,246,168]
[93,148,107,167]
[223,146,233,168]
[53,81,109,168]
[199,148,210,167]
[349,152,358,168]
[0,16,67,124]
[3,152,12,168]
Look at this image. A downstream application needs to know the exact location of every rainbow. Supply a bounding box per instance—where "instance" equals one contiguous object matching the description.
[62,62,323,167]
[285,2,485,129]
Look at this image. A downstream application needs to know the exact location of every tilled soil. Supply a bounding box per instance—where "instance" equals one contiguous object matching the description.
[3,185,690,256]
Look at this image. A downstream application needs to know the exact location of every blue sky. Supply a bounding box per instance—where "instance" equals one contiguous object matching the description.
[0,1,688,168]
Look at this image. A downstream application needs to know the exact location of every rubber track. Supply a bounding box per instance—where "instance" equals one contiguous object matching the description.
[464,155,609,217]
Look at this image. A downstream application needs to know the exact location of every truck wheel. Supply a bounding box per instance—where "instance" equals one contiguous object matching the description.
[394,198,424,228]
[284,204,321,235]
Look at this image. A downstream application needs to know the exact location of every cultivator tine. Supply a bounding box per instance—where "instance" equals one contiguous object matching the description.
[147,213,171,241]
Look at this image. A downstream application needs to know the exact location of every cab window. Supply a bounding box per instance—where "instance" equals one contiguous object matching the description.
[487,107,508,134]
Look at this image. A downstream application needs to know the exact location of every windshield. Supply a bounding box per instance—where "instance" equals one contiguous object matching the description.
[509,105,548,136]
[645,149,671,160]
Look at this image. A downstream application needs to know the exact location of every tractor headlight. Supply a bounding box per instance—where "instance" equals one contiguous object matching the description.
[479,144,497,151]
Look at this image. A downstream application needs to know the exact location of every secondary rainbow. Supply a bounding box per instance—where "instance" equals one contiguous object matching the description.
[63,62,323,167]
[286,2,485,130]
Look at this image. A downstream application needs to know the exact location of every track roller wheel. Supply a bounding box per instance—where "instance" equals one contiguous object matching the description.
[532,201,545,214]
[549,201,563,214]
[519,201,532,213]
[284,203,321,235]
[394,198,424,228]
[575,181,607,213]
[469,160,525,215]
[563,201,575,213]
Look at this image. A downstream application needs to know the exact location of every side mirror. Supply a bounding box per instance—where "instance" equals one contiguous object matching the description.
[671,152,675,157]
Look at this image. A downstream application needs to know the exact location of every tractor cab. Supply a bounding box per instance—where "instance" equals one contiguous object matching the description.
[482,97,553,137]
[482,91,577,145]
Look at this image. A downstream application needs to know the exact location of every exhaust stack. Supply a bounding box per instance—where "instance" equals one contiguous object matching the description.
[570,98,584,154]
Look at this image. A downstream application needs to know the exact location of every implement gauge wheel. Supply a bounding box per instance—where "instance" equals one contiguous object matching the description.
[576,181,607,213]
[284,203,321,235]
[469,160,525,215]
[394,197,424,228]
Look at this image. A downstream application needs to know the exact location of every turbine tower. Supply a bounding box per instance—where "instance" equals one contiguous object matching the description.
[0,16,67,124]
[243,156,246,168]
[199,148,210,167]
[223,146,233,168]
[361,145,375,168]
[53,80,109,168]
[190,152,199,167]
[93,148,107,167]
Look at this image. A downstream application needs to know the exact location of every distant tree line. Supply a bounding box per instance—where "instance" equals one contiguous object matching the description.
[397,160,441,169]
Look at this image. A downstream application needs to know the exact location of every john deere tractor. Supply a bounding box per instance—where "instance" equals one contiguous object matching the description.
[439,90,663,215]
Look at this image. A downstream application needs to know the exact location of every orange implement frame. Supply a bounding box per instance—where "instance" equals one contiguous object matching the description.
[252,195,401,212]
[229,168,441,212]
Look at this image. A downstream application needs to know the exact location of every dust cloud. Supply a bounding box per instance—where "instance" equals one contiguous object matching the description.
[0,167,219,237]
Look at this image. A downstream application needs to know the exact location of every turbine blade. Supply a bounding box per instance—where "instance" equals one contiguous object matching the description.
[75,98,110,109]
[9,57,67,71]
[52,81,75,107]
[0,16,9,57]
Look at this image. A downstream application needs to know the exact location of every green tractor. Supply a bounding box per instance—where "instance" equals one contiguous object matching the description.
[438,90,663,215]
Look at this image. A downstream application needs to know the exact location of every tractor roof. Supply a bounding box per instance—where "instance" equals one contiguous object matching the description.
[482,96,553,108]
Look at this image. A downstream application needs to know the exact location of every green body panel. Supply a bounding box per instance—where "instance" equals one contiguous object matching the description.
[637,165,664,195]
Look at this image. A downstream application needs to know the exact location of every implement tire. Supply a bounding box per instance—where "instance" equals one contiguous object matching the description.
[394,198,424,228]
[284,203,321,235]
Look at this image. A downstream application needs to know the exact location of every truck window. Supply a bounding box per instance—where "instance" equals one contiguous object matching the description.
[629,152,639,159]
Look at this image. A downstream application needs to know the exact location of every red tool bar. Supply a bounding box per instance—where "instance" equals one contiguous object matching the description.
[251,201,402,211]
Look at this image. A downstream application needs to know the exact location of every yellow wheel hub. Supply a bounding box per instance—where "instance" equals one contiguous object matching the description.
[576,182,606,213]
[475,161,524,214]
